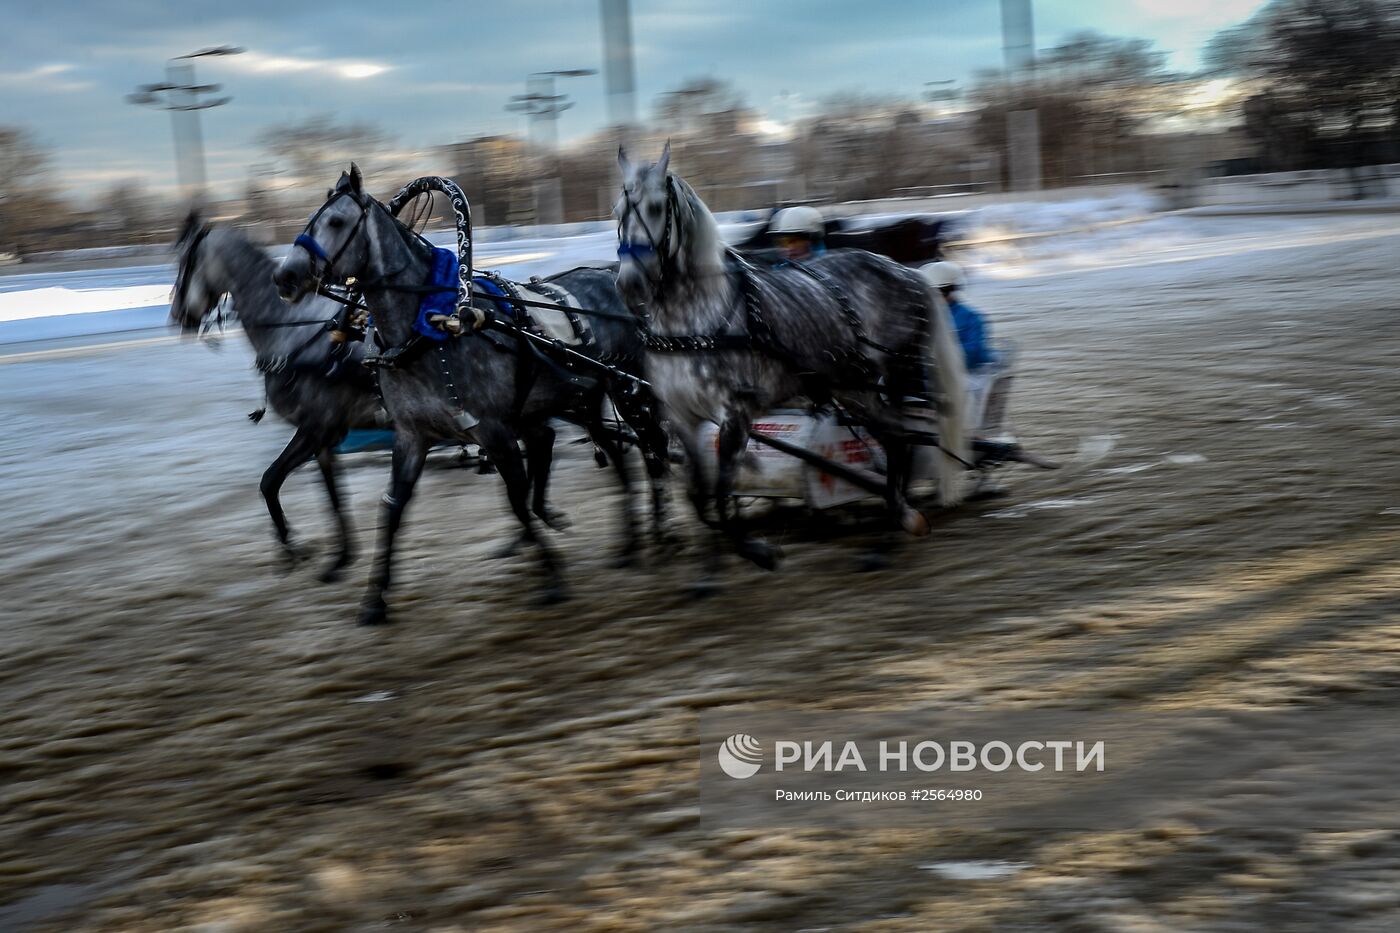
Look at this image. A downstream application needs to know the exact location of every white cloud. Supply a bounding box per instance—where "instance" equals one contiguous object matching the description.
[226,50,391,81]
[0,63,94,92]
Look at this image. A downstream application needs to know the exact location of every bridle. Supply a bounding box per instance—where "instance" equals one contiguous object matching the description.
[292,188,373,288]
[616,174,681,296]
[172,223,212,321]
[172,223,240,341]
[175,223,333,346]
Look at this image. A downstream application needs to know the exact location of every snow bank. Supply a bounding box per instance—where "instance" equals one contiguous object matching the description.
[958,190,1159,242]
[0,285,172,323]
[0,192,1166,337]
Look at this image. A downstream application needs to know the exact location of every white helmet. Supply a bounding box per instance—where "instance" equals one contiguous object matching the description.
[921,260,966,290]
[771,205,825,237]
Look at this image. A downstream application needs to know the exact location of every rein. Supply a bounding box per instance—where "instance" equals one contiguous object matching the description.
[292,190,372,286]
[295,175,652,392]
[617,173,802,361]
[173,224,211,321]
[619,174,922,375]
[179,225,338,348]
[616,175,680,298]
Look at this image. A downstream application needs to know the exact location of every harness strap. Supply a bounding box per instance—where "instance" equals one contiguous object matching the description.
[528,279,594,349]
[293,233,330,262]
[642,332,758,353]
[638,252,789,362]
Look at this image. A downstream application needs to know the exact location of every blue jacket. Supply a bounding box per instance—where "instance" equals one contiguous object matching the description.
[948,298,996,370]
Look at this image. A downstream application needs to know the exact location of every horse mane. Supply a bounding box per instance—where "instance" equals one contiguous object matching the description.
[196,225,296,329]
[208,225,275,281]
[667,173,726,279]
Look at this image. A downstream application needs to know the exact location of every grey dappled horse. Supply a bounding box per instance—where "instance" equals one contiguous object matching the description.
[170,215,380,581]
[615,144,962,590]
[274,166,667,624]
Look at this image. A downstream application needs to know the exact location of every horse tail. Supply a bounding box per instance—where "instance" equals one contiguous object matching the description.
[921,280,972,507]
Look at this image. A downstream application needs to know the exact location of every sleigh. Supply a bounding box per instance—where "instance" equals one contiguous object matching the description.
[327,175,1053,516]
[693,358,1054,510]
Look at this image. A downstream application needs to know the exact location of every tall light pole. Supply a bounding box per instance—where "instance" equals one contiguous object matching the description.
[1000,0,1042,191]
[599,0,637,136]
[128,45,244,201]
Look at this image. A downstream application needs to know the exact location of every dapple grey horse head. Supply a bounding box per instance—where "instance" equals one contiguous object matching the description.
[274,164,375,302]
[614,142,678,308]
[169,210,222,334]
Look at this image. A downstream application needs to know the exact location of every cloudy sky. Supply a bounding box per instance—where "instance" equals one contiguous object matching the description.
[1,0,1267,197]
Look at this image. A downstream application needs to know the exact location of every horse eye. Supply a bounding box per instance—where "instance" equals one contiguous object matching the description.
[327,217,345,230]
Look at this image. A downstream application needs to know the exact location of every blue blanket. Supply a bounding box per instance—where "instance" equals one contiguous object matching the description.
[413,246,460,341]
[471,274,520,320]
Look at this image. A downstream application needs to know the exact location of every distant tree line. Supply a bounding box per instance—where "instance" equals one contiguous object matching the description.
[1204,0,1400,179]
[2,3,1396,258]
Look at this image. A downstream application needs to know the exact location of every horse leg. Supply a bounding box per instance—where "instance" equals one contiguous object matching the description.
[614,389,673,551]
[715,414,780,572]
[672,420,719,531]
[484,429,567,605]
[670,419,712,529]
[858,427,926,572]
[883,432,929,537]
[664,420,716,596]
[485,424,557,562]
[360,432,428,626]
[314,444,356,583]
[261,427,318,567]
[588,418,639,567]
[524,421,570,531]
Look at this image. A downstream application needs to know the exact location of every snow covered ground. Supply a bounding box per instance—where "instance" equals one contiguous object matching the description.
[4,202,1400,930]
[1,191,1396,358]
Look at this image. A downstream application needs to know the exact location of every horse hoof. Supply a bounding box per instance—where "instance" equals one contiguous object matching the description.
[359,597,391,626]
[539,509,572,532]
[738,538,781,571]
[900,508,931,537]
[279,541,310,568]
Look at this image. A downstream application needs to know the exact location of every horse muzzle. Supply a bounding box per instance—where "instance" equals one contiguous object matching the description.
[273,257,314,303]
[615,261,654,309]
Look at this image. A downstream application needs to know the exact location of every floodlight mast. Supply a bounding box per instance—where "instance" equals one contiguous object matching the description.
[128,46,245,200]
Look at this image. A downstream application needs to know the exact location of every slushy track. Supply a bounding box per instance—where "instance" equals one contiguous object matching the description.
[2,214,1400,930]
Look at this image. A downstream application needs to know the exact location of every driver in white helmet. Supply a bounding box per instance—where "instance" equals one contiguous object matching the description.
[770,205,826,262]
[922,259,1009,440]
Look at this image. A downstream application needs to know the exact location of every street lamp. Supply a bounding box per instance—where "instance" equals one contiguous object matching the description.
[504,69,596,226]
[505,69,597,152]
[128,45,244,200]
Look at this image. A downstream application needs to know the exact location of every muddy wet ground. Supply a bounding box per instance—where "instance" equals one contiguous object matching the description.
[2,213,1399,931]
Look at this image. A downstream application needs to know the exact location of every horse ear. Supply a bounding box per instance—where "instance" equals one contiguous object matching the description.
[348,162,363,193]
[617,145,631,176]
[657,140,671,176]
[175,209,202,248]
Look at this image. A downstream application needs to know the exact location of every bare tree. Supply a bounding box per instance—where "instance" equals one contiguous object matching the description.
[968,31,1177,187]
[652,78,762,208]
[256,114,393,214]
[1205,0,1400,181]
[0,127,56,256]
